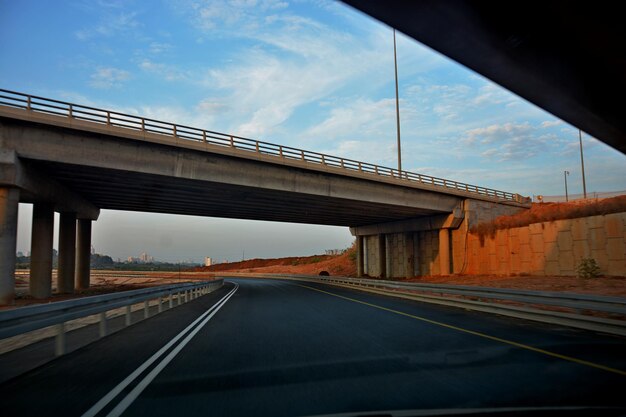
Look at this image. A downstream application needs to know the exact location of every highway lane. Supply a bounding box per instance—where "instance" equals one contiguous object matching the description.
[2,277,626,416]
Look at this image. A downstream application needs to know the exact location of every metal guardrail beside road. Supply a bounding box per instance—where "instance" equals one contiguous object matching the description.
[0,88,530,204]
[223,273,626,336]
[315,276,626,335]
[0,280,223,356]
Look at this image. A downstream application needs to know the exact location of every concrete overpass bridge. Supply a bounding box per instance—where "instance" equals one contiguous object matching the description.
[0,89,530,304]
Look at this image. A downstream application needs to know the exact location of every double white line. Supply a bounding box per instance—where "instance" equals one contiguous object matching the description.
[82,283,239,417]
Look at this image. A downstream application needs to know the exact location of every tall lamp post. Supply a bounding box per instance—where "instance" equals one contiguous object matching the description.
[564,170,570,202]
[578,129,587,199]
[393,29,402,173]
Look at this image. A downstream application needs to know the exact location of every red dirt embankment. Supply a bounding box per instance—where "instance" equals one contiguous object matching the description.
[194,248,357,277]
[404,275,626,298]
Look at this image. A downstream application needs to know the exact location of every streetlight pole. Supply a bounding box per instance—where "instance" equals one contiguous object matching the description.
[564,170,569,202]
[393,29,402,173]
[578,129,587,199]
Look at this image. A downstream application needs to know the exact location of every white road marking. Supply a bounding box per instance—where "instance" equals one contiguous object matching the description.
[81,283,238,417]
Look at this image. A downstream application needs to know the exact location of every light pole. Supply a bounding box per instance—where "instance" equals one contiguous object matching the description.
[393,29,402,173]
[578,129,587,198]
[564,170,570,202]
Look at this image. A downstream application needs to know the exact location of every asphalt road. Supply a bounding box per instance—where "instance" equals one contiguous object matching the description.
[2,278,626,417]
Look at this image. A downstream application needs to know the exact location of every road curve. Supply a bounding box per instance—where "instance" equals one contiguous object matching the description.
[1,278,625,416]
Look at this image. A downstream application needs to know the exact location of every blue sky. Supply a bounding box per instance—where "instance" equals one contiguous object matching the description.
[2,0,625,262]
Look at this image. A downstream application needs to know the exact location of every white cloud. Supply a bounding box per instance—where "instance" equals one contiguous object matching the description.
[76,11,140,40]
[304,98,397,140]
[197,22,393,137]
[139,59,187,81]
[541,119,563,128]
[462,122,556,161]
[148,42,172,54]
[190,0,289,31]
[465,122,532,145]
[89,67,131,89]
[473,82,517,106]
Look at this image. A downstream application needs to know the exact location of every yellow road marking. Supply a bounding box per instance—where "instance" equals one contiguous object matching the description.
[297,283,626,377]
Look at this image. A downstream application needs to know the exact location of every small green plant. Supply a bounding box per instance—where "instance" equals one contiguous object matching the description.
[576,258,601,278]
[347,250,357,264]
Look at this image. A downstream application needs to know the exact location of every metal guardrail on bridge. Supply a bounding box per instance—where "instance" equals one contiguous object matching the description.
[0,280,223,356]
[0,88,530,204]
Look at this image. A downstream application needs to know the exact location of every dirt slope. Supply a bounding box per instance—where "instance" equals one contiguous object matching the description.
[194,249,357,276]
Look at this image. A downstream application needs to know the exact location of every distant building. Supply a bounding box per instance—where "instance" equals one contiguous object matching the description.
[204,257,213,267]
[139,252,154,263]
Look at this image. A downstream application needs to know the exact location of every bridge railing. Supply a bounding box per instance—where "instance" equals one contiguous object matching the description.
[0,280,223,356]
[0,88,529,204]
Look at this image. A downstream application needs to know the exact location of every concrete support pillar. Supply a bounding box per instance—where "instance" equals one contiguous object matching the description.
[30,203,54,299]
[439,228,451,275]
[75,219,92,289]
[378,234,386,278]
[0,187,19,305]
[57,212,77,294]
[405,232,415,278]
[356,236,364,277]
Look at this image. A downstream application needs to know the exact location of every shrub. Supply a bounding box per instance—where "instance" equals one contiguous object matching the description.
[576,258,601,278]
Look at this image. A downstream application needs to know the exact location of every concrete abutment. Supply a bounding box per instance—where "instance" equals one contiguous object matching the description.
[75,219,92,290]
[350,198,525,279]
[30,203,54,299]
[0,187,19,304]
[57,212,77,294]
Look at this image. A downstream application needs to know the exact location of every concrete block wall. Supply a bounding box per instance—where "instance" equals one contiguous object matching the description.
[464,199,525,228]
[416,230,441,276]
[364,234,381,277]
[386,233,407,278]
[464,212,626,276]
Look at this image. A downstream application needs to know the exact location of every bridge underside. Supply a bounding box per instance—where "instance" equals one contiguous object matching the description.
[31,161,439,227]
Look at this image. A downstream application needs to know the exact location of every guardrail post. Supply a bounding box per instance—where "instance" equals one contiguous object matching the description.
[177,292,181,305]
[125,305,132,326]
[301,150,305,160]
[99,312,107,338]
[203,130,207,143]
[141,118,145,131]
[230,136,234,147]
[144,300,150,318]
[158,297,163,313]
[55,323,66,356]
[169,293,173,308]
[255,142,260,153]
[106,112,111,125]
[173,125,177,138]
[68,105,73,118]
[26,95,32,110]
